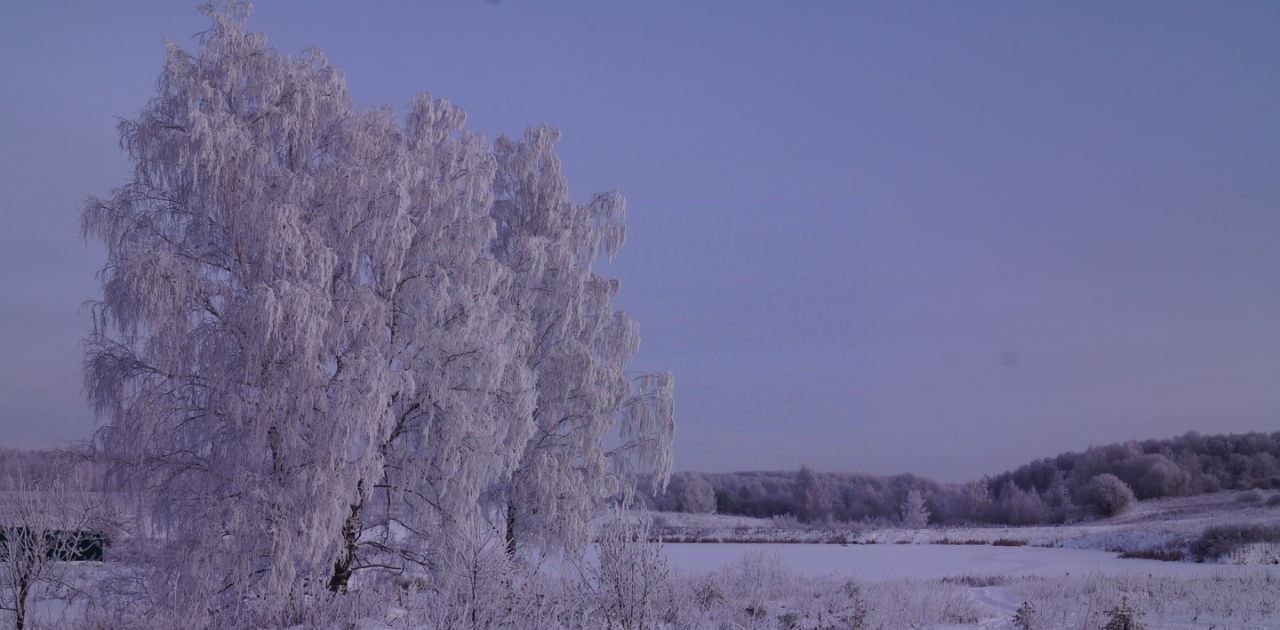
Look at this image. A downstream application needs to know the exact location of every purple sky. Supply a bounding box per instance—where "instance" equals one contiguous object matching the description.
[1,2,1277,481]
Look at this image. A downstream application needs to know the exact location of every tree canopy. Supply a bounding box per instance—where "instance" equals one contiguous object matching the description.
[81,5,673,622]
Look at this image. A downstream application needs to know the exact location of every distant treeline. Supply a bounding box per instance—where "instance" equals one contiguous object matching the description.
[0,447,105,491]
[647,431,1280,526]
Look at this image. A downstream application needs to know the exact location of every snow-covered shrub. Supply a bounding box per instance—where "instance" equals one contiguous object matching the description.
[1116,546,1185,562]
[1011,601,1035,630]
[940,574,1007,587]
[437,523,518,628]
[583,515,670,630]
[863,579,982,627]
[1103,597,1146,630]
[842,581,870,629]
[770,513,803,529]
[991,538,1028,547]
[728,549,792,623]
[1078,474,1136,517]
[691,577,724,611]
[1236,488,1264,503]
[1,479,102,630]
[1190,524,1280,562]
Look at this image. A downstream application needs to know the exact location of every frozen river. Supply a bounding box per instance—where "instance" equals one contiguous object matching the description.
[658,543,1280,580]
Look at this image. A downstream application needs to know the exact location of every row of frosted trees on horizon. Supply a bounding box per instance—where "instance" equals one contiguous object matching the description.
[651,431,1280,526]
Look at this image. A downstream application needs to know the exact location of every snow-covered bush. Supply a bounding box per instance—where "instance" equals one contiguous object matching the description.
[582,515,669,630]
[1236,488,1264,503]
[0,479,102,630]
[770,513,803,529]
[1190,524,1280,562]
[1078,474,1136,517]
[1103,597,1146,630]
[1011,601,1035,630]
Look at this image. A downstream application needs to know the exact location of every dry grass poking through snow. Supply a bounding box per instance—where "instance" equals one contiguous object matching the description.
[57,553,1280,629]
[999,572,1280,629]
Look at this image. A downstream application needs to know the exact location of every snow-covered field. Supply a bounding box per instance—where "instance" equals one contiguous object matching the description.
[576,491,1280,627]
[14,492,1280,629]
[18,533,1280,629]
[659,542,1280,579]
[534,496,1280,629]
[539,543,1280,629]
[653,490,1280,555]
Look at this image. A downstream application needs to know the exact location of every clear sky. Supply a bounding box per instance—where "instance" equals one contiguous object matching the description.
[1,2,1277,481]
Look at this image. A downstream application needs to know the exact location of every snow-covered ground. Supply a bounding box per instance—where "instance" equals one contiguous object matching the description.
[552,543,1280,629]
[16,492,1278,629]
[658,546,1280,628]
[658,542,1280,579]
[585,492,1280,627]
[20,539,1280,629]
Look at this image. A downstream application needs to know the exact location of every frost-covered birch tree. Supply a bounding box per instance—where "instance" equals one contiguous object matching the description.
[82,6,381,617]
[490,129,675,555]
[326,96,537,591]
[80,3,514,615]
[81,2,672,619]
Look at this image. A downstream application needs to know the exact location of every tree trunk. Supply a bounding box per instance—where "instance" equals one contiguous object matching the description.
[327,499,362,593]
[15,578,28,630]
[504,501,517,557]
